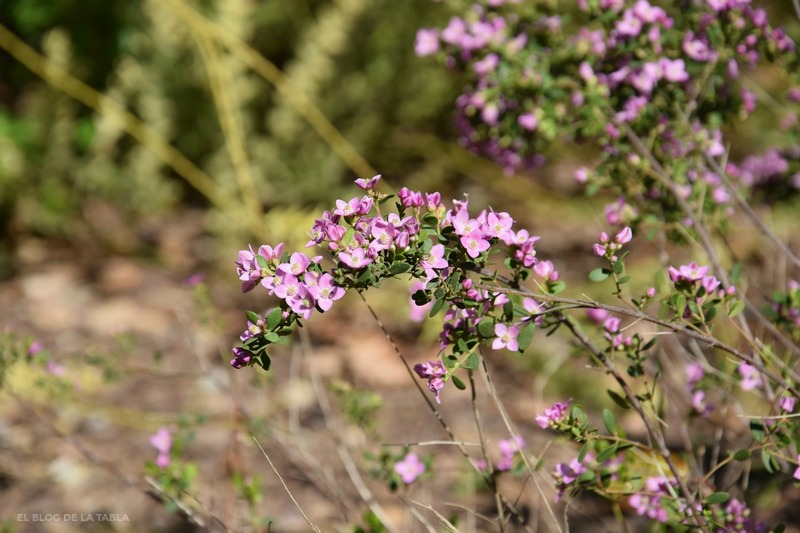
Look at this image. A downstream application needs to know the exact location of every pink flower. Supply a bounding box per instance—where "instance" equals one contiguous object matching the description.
[780,396,796,413]
[615,226,633,244]
[738,363,762,391]
[660,58,689,83]
[496,435,525,471]
[461,230,491,258]
[668,262,709,283]
[339,248,373,269]
[27,340,43,356]
[395,452,425,484]
[409,280,432,322]
[685,363,704,387]
[308,273,344,312]
[421,244,449,280]
[150,427,172,468]
[533,260,555,280]
[794,455,800,481]
[586,308,609,324]
[518,112,538,131]
[493,323,520,351]
[278,252,311,276]
[415,29,440,56]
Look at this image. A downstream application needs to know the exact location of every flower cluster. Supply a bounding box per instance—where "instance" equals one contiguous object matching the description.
[413,360,446,404]
[535,399,571,430]
[417,0,800,233]
[667,261,737,324]
[233,175,563,412]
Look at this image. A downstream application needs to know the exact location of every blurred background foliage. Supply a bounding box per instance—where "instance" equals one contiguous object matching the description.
[1,0,796,281]
[0,0,470,277]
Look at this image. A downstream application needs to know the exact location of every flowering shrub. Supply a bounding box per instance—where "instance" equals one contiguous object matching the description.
[416,0,800,234]
[230,0,800,529]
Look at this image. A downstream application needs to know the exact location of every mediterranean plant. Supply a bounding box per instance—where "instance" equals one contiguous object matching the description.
[232,0,800,530]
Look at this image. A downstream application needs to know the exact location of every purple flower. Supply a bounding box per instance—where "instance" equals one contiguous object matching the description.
[354,174,381,190]
[394,452,425,484]
[230,346,252,369]
[493,323,520,351]
[535,399,571,429]
[414,360,447,403]
[794,455,800,481]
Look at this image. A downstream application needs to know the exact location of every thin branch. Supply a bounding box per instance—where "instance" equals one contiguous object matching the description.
[252,435,322,533]
[468,370,507,533]
[559,316,707,528]
[298,327,397,532]
[474,283,800,397]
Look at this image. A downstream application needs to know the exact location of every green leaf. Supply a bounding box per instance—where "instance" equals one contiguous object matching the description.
[673,294,687,315]
[266,307,283,329]
[732,449,751,461]
[429,298,445,317]
[602,409,617,435]
[577,442,590,463]
[705,492,729,505]
[517,322,536,352]
[342,227,355,247]
[389,261,412,275]
[444,355,458,369]
[607,390,631,409]
[246,310,260,324]
[477,319,495,338]
[762,449,778,474]
[548,280,566,294]
[618,275,630,284]
[595,443,618,464]
[749,420,766,441]
[452,375,466,390]
[463,352,480,370]
[728,300,745,318]
[412,290,430,306]
[577,470,595,483]
[589,268,611,282]
[253,352,271,371]
[612,261,624,275]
